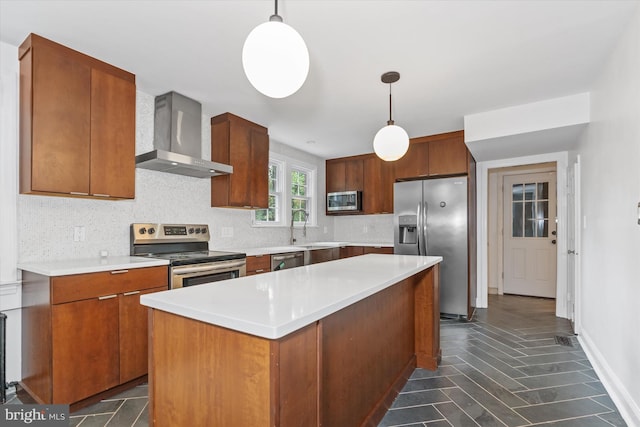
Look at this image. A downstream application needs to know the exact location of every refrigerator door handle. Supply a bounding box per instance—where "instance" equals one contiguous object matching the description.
[423,201,429,255]
[416,202,423,255]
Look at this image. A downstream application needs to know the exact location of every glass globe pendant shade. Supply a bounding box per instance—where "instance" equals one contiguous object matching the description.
[373,124,410,161]
[242,20,309,99]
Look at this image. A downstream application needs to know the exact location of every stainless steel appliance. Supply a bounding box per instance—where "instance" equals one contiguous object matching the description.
[135,92,233,178]
[327,191,362,212]
[271,252,305,271]
[394,177,471,318]
[131,223,246,289]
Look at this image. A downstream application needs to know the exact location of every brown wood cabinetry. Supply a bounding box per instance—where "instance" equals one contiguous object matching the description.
[326,131,471,216]
[211,113,269,209]
[19,34,135,200]
[325,156,364,194]
[246,255,271,275]
[363,154,395,214]
[339,245,365,258]
[147,265,440,427]
[21,266,167,409]
[427,131,468,176]
[363,246,394,255]
[395,140,430,180]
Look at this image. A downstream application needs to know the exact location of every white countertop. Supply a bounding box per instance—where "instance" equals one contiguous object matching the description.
[141,254,441,340]
[228,241,394,257]
[18,256,169,276]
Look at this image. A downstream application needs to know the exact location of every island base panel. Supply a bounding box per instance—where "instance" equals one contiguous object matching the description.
[147,265,439,426]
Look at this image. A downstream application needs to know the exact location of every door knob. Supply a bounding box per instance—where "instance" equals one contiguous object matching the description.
[551,239,556,244]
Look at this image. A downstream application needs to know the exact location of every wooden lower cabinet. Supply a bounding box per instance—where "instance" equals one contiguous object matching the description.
[364,246,394,255]
[21,266,168,408]
[340,245,393,258]
[147,265,440,427]
[119,287,167,383]
[246,254,271,275]
[52,296,119,403]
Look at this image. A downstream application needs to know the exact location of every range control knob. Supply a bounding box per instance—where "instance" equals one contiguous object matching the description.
[148,227,156,235]
[188,228,195,234]
[201,227,207,234]
[195,228,201,234]
[139,227,147,235]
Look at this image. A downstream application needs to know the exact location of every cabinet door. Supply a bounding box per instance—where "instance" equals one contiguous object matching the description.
[119,286,166,383]
[90,68,136,199]
[428,137,468,176]
[363,246,394,254]
[395,141,429,180]
[339,246,364,259]
[250,129,270,209]
[363,155,394,214]
[326,160,345,193]
[228,122,253,207]
[344,159,364,191]
[52,296,119,403]
[30,44,91,194]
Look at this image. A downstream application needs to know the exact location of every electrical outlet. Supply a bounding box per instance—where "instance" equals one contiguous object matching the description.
[363,225,368,233]
[73,226,85,242]
[221,227,234,238]
[323,226,328,234]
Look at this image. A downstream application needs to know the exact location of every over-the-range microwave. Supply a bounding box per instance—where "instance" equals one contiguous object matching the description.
[327,191,362,212]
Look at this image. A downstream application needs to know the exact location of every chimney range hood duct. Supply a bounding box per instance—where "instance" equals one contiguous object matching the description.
[135,91,233,178]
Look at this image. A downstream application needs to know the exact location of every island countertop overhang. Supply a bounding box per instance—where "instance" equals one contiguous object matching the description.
[141,254,442,339]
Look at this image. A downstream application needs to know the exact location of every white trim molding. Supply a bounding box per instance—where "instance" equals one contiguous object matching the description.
[476,151,569,317]
[579,330,640,426]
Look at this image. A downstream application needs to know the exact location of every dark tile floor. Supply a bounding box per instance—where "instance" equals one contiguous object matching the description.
[379,294,627,427]
[5,294,627,426]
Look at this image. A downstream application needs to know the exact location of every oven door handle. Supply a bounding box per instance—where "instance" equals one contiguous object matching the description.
[172,261,246,275]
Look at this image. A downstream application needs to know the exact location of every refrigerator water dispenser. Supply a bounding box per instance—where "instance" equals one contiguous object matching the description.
[398,215,418,244]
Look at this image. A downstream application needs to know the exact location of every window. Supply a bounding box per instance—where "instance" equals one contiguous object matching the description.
[512,181,549,238]
[253,154,316,227]
[254,159,283,224]
[291,168,310,223]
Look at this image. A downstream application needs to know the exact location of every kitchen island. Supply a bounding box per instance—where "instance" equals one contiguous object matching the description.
[141,254,442,427]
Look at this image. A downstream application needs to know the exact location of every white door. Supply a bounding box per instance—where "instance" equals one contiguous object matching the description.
[503,172,557,298]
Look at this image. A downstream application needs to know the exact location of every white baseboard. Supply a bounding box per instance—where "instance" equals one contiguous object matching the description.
[578,330,640,426]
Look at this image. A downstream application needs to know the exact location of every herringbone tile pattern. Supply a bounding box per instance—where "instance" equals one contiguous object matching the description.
[378,294,627,426]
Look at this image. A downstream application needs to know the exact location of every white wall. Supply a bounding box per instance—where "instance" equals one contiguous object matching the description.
[333,214,393,243]
[575,5,640,425]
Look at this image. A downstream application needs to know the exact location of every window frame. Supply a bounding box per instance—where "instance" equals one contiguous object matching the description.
[252,153,317,228]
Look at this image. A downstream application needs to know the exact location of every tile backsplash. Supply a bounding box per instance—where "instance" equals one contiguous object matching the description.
[16,91,333,262]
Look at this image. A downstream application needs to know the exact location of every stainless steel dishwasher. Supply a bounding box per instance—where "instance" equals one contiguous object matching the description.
[271,252,305,271]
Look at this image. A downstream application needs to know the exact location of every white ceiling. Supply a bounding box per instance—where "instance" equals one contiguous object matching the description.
[1,0,637,160]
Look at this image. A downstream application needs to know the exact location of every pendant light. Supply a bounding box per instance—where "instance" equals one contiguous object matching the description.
[373,71,409,161]
[242,0,309,98]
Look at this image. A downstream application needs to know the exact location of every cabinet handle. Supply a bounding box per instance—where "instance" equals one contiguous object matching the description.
[70,192,89,196]
[111,270,129,274]
[93,193,110,198]
[98,294,117,300]
[255,255,263,258]
[123,290,141,296]
[255,269,264,273]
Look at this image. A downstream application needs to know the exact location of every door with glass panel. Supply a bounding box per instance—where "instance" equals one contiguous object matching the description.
[503,172,557,298]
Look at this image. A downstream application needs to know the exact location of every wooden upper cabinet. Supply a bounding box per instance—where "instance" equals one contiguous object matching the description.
[211,113,269,209]
[19,34,136,200]
[363,154,394,214]
[90,68,136,199]
[326,157,364,194]
[395,140,429,180]
[427,131,468,176]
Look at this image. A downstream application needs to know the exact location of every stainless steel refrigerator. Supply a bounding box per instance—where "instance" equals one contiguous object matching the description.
[394,176,471,318]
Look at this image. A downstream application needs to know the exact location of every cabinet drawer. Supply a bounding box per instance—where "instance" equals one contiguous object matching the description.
[52,266,168,304]
[246,255,271,272]
[363,246,394,255]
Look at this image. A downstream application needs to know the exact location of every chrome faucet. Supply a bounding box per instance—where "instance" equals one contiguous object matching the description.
[290,209,309,245]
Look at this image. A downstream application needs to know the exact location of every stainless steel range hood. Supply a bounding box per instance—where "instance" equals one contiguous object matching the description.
[135,92,232,178]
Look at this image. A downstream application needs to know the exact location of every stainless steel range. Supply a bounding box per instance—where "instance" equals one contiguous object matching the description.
[130,223,246,289]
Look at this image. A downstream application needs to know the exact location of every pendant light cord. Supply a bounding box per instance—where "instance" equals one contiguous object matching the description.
[274,0,278,16]
[270,0,283,22]
[388,84,394,126]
